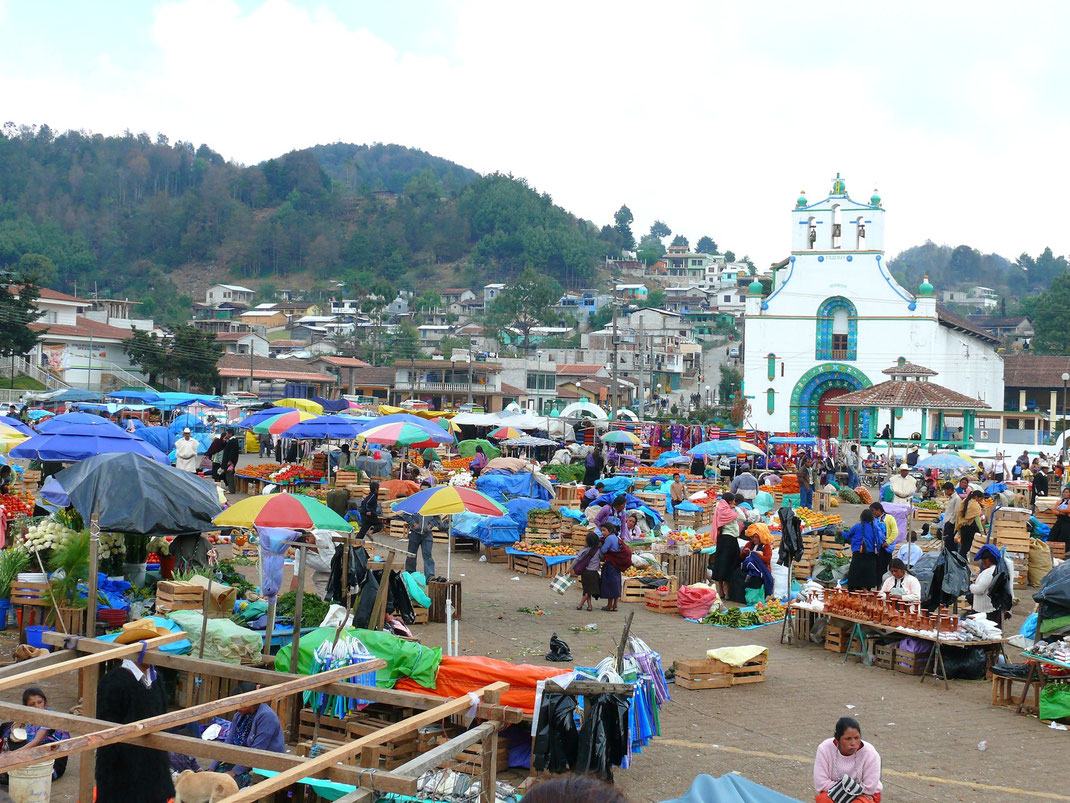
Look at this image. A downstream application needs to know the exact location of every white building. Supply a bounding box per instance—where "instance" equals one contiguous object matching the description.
[205,284,255,306]
[214,332,269,357]
[484,284,506,306]
[743,175,1003,437]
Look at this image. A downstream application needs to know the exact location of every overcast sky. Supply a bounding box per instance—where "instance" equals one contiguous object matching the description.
[2,0,1068,268]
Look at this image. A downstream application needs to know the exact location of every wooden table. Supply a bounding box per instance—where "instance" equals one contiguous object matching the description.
[788,604,1005,689]
[1015,651,1070,715]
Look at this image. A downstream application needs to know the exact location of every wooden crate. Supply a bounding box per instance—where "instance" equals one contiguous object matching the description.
[895,646,929,676]
[825,622,849,654]
[910,507,942,523]
[428,580,462,622]
[673,653,767,690]
[636,492,667,514]
[411,605,428,625]
[444,740,510,775]
[19,470,40,488]
[481,544,509,564]
[1051,542,1066,561]
[992,522,1030,552]
[387,519,409,540]
[10,581,49,607]
[644,590,679,615]
[674,509,704,529]
[554,484,584,504]
[508,552,570,578]
[452,536,480,554]
[662,550,707,586]
[623,575,678,603]
[791,607,816,642]
[562,527,590,551]
[155,580,204,614]
[793,561,814,581]
[873,641,898,671]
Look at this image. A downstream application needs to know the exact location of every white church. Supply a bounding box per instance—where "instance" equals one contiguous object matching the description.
[742,174,1004,439]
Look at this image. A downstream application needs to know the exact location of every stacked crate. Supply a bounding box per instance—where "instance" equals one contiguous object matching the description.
[635,492,667,517]
[525,510,570,541]
[155,581,204,614]
[1034,496,1061,527]
[991,508,1030,587]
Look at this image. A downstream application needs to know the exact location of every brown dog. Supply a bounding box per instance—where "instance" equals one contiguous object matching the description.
[13,644,47,662]
[173,770,240,803]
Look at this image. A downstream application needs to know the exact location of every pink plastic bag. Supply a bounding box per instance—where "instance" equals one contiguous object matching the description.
[677,585,720,620]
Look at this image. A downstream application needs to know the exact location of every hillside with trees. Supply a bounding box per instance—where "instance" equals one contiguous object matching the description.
[0,124,617,324]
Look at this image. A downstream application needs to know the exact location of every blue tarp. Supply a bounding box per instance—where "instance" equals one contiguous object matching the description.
[475,472,553,502]
[588,492,664,525]
[450,511,485,538]
[139,426,174,455]
[660,773,803,803]
[167,433,212,463]
[505,497,552,528]
[767,436,817,446]
[169,413,206,434]
[598,476,635,495]
[505,547,574,565]
[653,450,689,468]
[476,516,521,546]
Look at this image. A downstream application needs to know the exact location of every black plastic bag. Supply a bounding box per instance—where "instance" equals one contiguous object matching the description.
[532,693,578,773]
[940,645,987,680]
[1034,560,1070,620]
[574,693,631,782]
[776,507,804,566]
[923,549,970,610]
[545,633,573,662]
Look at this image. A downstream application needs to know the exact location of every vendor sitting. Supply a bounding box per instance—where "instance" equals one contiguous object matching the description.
[877,558,921,603]
[8,687,70,779]
[210,682,286,788]
[814,716,882,803]
[623,512,643,542]
[580,481,605,511]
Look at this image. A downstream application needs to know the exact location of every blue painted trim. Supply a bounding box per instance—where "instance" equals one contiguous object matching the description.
[762,256,795,310]
[875,254,916,307]
[846,255,853,262]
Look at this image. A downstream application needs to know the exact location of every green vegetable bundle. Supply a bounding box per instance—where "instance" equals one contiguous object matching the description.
[276,590,330,628]
[837,488,861,504]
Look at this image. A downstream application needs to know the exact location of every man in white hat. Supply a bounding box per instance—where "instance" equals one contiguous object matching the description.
[890,464,917,504]
[174,427,200,473]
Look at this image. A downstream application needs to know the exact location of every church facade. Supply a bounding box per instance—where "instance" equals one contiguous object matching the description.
[742,175,1003,438]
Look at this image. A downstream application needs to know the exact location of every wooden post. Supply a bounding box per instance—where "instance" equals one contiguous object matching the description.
[614,610,635,674]
[479,687,502,803]
[78,661,98,803]
[260,597,277,665]
[86,516,100,637]
[369,548,398,631]
[197,575,213,660]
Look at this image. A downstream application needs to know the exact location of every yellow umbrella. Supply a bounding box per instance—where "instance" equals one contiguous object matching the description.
[272,398,324,414]
[0,425,29,454]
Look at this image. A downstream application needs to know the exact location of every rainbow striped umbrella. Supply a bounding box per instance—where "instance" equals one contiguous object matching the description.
[391,485,506,517]
[358,420,454,447]
[213,492,352,530]
[488,426,525,440]
[249,409,318,435]
[602,430,640,446]
[438,418,463,435]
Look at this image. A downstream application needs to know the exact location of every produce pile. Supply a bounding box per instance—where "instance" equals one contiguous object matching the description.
[702,599,785,627]
[539,464,585,484]
[814,553,851,583]
[238,463,324,483]
[0,491,35,518]
[513,540,574,557]
[915,499,942,510]
[838,488,862,504]
[623,566,667,578]
[238,462,285,478]
[701,599,787,625]
[854,486,873,504]
[671,530,714,550]
[779,475,800,493]
[440,458,471,470]
[275,590,329,628]
[17,515,80,553]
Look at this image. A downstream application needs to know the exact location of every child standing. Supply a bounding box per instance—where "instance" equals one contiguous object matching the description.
[572,531,602,611]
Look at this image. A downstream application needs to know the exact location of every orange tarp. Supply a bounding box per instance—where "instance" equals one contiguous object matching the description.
[393,655,571,714]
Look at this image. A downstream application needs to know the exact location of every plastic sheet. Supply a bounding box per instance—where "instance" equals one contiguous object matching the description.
[167,610,263,664]
[1034,560,1070,621]
[257,527,298,599]
[660,773,804,803]
[475,472,552,502]
[275,627,441,688]
[393,655,569,713]
[677,585,720,620]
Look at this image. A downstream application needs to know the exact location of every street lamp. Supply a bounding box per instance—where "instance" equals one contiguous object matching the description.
[705,384,711,407]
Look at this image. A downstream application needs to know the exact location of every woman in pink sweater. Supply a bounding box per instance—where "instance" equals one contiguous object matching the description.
[813,717,882,802]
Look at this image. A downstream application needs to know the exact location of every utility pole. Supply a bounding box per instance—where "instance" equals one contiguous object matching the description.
[636,315,645,418]
[610,304,619,420]
[249,349,254,393]
[87,331,94,392]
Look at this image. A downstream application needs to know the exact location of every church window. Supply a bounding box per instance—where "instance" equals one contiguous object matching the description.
[831,205,842,249]
[767,388,776,414]
[807,216,817,249]
[767,353,776,381]
[815,296,858,361]
[856,216,867,249]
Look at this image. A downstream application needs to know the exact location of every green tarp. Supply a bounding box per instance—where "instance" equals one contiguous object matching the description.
[274,627,441,689]
[457,439,500,459]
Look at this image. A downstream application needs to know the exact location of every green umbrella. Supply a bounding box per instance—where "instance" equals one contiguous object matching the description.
[456,438,500,459]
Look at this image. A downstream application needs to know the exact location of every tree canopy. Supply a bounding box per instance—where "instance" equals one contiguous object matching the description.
[123,325,222,391]
[696,236,718,255]
[487,267,563,351]
[0,268,44,359]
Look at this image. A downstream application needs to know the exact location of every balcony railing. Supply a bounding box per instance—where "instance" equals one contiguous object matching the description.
[830,349,851,360]
[394,381,496,393]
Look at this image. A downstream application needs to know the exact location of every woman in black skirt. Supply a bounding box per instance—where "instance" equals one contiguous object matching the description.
[709,492,742,600]
[845,509,882,591]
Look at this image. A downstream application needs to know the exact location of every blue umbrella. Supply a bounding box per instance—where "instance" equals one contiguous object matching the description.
[0,416,33,436]
[106,390,164,404]
[155,392,224,409]
[915,452,976,472]
[43,389,101,403]
[169,413,204,434]
[11,414,169,463]
[688,438,763,457]
[26,409,54,421]
[279,414,367,440]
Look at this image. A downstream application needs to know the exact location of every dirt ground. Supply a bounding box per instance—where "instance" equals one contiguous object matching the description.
[3,474,1066,802]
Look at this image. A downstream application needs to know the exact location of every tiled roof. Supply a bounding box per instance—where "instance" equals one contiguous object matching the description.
[555,364,607,376]
[936,306,1000,345]
[29,316,132,341]
[970,315,1030,328]
[215,332,261,342]
[500,382,526,395]
[36,287,91,304]
[349,367,395,387]
[1003,355,1070,389]
[267,340,305,348]
[313,356,371,368]
[881,361,938,377]
[832,379,990,411]
[217,354,335,383]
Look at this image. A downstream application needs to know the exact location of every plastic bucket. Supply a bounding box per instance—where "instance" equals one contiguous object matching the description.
[25,625,53,649]
[0,599,9,631]
[8,759,54,802]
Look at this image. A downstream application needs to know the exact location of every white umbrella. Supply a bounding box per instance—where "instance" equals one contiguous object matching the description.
[559,401,608,419]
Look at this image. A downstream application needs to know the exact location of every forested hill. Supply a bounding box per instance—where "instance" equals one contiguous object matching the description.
[0,125,616,323]
[887,240,1067,300]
